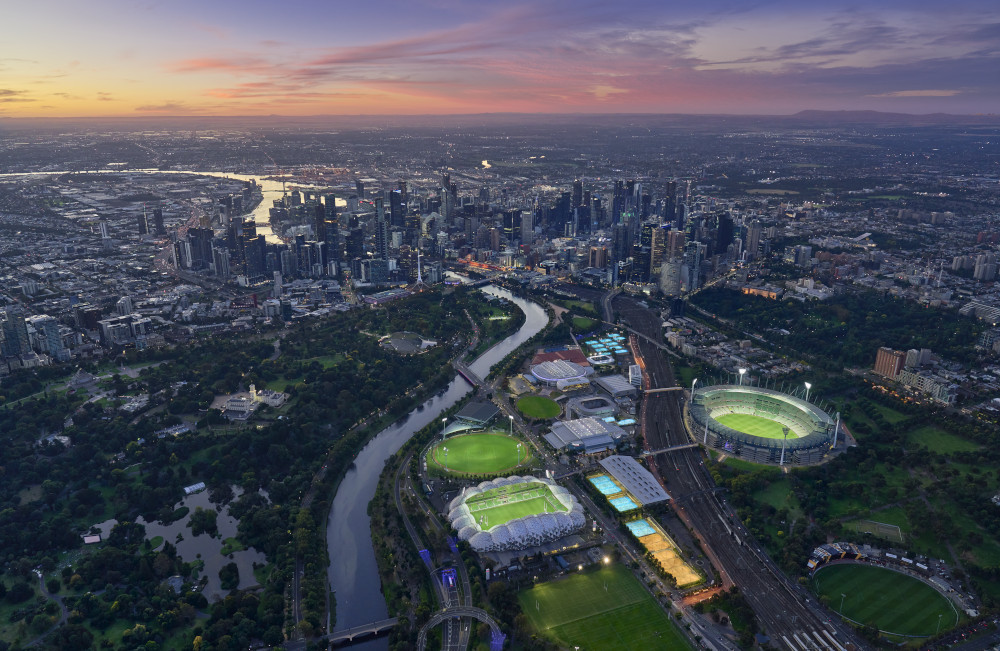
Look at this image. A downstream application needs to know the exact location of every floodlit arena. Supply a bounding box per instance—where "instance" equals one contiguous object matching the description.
[448,476,586,552]
[686,384,838,465]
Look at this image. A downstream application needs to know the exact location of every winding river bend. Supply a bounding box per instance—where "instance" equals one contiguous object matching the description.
[325,285,548,648]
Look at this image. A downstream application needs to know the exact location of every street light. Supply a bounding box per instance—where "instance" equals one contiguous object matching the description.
[840,593,846,612]
[804,382,812,402]
[738,368,747,386]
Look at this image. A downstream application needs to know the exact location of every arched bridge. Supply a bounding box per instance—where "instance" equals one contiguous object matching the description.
[417,606,506,651]
[327,617,399,646]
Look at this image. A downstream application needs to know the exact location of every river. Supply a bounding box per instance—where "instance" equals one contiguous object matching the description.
[325,284,547,647]
[0,168,339,244]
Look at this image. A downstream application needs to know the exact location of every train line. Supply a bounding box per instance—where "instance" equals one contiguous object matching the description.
[613,295,868,651]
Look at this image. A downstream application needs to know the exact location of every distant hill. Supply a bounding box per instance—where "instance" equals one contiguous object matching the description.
[787,110,1000,126]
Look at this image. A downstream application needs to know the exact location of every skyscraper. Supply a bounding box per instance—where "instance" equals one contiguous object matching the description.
[1,308,30,357]
[374,198,389,260]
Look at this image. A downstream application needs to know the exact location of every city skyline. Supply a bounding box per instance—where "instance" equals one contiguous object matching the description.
[3,0,999,118]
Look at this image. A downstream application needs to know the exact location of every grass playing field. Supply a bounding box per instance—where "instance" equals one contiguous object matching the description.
[516,395,561,419]
[714,413,798,439]
[812,564,958,636]
[426,431,529,476]
[465,483,565,528]
[519,565,690,651]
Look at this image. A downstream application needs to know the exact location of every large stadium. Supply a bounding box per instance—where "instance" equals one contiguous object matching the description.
[685,384,838,465]
[448,476,586,552]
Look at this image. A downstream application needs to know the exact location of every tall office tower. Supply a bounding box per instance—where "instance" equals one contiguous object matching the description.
[589,246,609,268]
[136,212,149,235]
[650,225,666,275]
[746,219,762,259]
[520,210,534,245]
[273,271,283,298]
[572,179,583,208]
[314,203,327,241]
[684,241,704,292]
[612,181,626,224]
[347,228,365,259]
[660,260,683,296]
[212,246,230,280]
[280,248,297,277]
[290,190,302,206]
[716,213,734,255]
[664,181,678,227]
[99,219,110,240]
[32,315,67,361]
[389,189,404,228]
[355,179,366,199]
[502,209,521,243]
[874,347,906,379]
[374,198,389,260]
[153,208,165,235]
[397,180,408,208]
[188,227,214,269]
[1,308,30,357]
[666,229,683,260]
[116,296,133,317]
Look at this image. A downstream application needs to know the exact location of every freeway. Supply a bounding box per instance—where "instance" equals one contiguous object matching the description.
[614,295,869,651]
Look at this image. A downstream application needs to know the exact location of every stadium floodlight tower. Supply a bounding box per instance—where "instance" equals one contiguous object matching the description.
[804,381,812,402]
[738,368,747,386]
[691,378,698,400]
[509,414,513,435]
[441,417,447,441]
[780,426,790,465]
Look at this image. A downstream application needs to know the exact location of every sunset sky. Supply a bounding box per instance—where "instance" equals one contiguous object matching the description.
[2,0,998,117]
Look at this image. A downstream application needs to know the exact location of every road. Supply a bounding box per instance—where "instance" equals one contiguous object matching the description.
[614,294,868,651]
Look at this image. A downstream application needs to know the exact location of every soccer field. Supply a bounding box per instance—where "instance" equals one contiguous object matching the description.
[714,413,797,439]
[519,565,690,651]
[465,484,565,528]
[813,564,958,636]
[427,431,529,476]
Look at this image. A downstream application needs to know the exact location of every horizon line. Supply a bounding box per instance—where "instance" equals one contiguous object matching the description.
[2,109,999,121]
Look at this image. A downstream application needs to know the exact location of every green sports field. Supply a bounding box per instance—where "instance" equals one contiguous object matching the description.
[714,413,798,439]
[426,431,530,476]
[519,565,690,651]
[516,395,561,419]
[813,564,958,636]
[465,483,565,528]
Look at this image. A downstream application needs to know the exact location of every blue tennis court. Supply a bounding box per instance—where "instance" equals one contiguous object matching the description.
[614,348,628,354]
[610,496,638,512]
[589,475,620,495]
[626,519,656,537]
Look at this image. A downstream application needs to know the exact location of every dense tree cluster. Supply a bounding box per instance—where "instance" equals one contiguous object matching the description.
[0,286,514,648]
[692,287,983,368]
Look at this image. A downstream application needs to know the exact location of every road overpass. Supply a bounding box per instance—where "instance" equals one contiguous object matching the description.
[327,618,400,646]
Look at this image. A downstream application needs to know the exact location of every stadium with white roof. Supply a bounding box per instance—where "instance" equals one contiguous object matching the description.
[448,476,586,552]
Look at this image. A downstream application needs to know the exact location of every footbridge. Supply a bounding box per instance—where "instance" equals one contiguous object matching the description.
[645,386,684,394]
[639,442,700,457]
[417,606,506,651]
